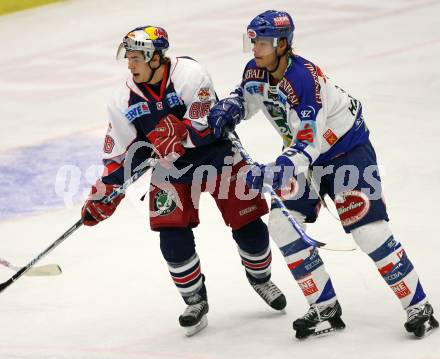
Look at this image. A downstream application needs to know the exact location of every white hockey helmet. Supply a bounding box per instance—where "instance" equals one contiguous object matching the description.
[116,25,169,62]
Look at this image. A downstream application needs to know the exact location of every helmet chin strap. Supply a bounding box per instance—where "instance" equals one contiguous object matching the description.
[146,60,160,84]
[267,46,289,74]
[268,55,280,74]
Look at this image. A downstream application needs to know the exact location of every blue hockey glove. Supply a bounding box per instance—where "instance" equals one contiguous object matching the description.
[207,97,245,139]
[272,152,296,190]
[245,153,296,192]
[245,163,282,192]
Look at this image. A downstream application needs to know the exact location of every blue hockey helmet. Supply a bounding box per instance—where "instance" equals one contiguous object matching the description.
[247,10,294,47]
[116,25,169,62]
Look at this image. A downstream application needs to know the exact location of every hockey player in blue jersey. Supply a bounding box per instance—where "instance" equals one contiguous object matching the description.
[80,25,286,336]
[208,10,438,339]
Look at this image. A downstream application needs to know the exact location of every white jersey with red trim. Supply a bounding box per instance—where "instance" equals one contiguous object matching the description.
[99,56,236,185]
[103,56,218,162]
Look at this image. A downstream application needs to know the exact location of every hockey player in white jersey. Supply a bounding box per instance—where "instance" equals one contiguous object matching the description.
[208,10,438,339]
[80,25,286,336]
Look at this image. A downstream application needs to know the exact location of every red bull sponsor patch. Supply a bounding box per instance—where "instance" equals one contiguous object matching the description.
[197,88,210,102]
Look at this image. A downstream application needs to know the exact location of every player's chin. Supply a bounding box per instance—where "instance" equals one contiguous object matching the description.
[254,57,266,68]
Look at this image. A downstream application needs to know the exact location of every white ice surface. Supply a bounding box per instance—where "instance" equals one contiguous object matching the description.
[0,1,439,358]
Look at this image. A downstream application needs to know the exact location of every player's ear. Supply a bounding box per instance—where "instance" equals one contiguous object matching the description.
[151,51,161,66]
[277,38,288,54]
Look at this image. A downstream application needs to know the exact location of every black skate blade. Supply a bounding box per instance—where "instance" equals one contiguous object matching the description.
[184,315,208,337]
[413,320,438,339]
[311,324,343,338]
[296,320,345,340]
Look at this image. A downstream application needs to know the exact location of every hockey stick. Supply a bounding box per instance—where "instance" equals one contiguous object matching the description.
[0,158,157,294]
[227,132,356,251]
[0,258,62,276]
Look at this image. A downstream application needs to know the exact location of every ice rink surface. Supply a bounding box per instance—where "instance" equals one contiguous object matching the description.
[0,0,439,358]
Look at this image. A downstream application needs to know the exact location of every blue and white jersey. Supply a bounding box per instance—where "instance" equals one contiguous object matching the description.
[234,54,369,172]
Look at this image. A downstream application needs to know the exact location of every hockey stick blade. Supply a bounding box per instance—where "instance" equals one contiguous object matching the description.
[227,132,356,251]
[0,158,156,294]
[0,258,62,276]
[25,264,62,276]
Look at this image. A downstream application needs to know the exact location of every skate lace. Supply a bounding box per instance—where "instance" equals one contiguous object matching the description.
[303,301,339,322]
[182,301,206,318]
[252,281,281,302]
[406,303,426,321]
[303,305,320,322]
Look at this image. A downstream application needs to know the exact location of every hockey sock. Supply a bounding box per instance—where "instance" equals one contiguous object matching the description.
[352,221,427,309]
[238,246,272,284]
[269,208,337,305]
[233,219,272,284]
[167,253,205,301]
[159,227,205,301]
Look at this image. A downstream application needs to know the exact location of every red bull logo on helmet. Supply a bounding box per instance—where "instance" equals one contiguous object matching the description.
[144,26,167,40]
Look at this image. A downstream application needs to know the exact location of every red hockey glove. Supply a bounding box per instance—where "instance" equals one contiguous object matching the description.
[81,180,125,226]
[147,114,188,161]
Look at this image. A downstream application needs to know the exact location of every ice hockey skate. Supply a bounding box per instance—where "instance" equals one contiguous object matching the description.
[250,279,287,311]
[179,300,209,337]
[293,300,345,339]
[405,302,439,338]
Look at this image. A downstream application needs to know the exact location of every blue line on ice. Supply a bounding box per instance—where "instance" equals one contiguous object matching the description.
[0,135,102,221]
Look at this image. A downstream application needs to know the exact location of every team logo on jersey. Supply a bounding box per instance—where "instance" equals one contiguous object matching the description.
[124,102,151,122]
[153,189,177,216]
[197,88,210,101]
[323,129,338,145]
[335,190,370,227]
